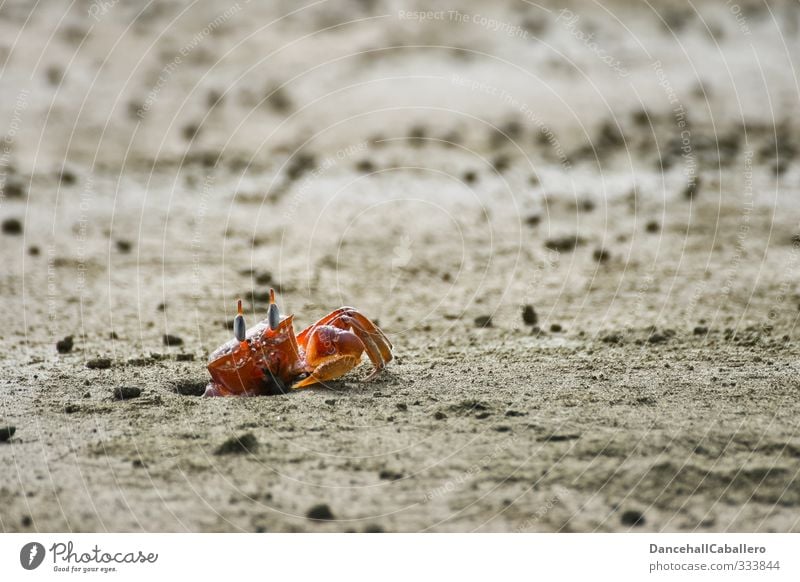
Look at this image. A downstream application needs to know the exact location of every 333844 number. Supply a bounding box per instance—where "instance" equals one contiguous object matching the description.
[736,560,780,571]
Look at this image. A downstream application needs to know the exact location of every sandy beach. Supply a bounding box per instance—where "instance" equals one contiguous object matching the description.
[1,0,799,532]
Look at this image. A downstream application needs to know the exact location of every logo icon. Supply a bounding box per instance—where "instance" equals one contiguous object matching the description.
[20,542,45,570]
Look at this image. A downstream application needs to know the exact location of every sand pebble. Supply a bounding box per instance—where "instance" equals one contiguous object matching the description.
[306,504,335,521]
[215,433,258,455]
[113,386,142,400]
[0,426,16,442]
[56,336,74,354]
[86,357,111,369]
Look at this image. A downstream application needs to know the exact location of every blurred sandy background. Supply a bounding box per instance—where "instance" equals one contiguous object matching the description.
[1,0,799,532]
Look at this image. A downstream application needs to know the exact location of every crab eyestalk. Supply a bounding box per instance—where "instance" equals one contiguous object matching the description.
[234,299,246,342]
[267,288,280,330]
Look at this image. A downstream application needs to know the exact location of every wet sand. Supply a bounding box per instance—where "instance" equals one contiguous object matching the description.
[1,0,799,532]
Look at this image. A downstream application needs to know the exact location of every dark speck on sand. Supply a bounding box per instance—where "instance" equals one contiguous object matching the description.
[215,433,259,455]
[620,510,646,527]
[56,336,74,354]
[86,357,112,369]
[2,218,23,235]
[307,504,335,521]
[113,386,142,400]
[163,334,184,346]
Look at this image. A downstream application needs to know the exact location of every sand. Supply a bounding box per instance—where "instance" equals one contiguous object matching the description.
[1,0,799,532]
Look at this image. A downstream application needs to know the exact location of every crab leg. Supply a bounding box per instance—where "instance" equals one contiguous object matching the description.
[296,307,352,344]
[297,308,390,346]
[340,314,392,378]
[342,311,392,364]
[295,308,393,384]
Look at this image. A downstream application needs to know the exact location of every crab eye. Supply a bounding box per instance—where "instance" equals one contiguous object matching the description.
[267,288,280,330]
[234,299,246,341]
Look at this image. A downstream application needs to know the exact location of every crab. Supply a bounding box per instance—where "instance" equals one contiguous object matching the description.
[204,289,393,396]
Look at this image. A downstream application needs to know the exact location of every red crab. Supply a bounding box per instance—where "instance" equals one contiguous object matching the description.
[204,289,393,396]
